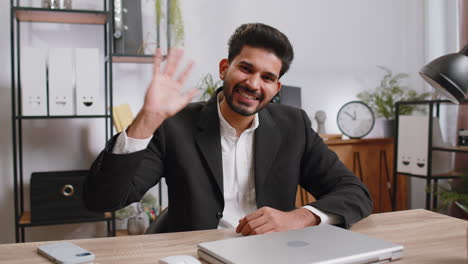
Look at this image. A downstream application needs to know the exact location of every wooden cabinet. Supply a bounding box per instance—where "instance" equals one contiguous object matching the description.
[296,138,408,213]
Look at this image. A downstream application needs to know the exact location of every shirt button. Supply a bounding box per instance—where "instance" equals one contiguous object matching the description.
[216,212,223,220]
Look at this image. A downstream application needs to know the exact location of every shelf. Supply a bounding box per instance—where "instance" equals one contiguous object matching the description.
[15,115,111,119]
[396,99,468,105]
[18,211,112,227]
[393,99,468,212]
[397,171,463,180]
[112,54,155,63]
[116,229,129,236]
[432,145,468,153]
[326,137,394,146]
[14,7,108,25]
[11,4,116,243]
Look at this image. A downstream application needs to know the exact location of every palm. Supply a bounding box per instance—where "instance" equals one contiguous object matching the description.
[143,48,197,119]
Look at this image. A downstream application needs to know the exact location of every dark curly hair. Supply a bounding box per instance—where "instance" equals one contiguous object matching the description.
[228,23,294,78]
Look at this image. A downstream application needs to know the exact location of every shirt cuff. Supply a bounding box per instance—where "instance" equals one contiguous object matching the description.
[112,129,152,154]
[302,205,342,226]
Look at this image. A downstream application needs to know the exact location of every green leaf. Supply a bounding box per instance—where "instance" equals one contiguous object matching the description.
[455,201,468,214]
[426,172,468,212]
[198,73,222,101]
[356,66,429,119]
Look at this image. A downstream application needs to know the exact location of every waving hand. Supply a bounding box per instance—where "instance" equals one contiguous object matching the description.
[127,48,197,139]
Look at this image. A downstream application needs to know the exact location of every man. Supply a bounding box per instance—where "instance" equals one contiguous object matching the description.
[84,23,372,236]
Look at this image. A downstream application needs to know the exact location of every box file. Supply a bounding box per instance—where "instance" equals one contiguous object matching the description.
[75,48,100,115]
[48,48,74,115]
[20,47,47,116]
[397,115,452,176]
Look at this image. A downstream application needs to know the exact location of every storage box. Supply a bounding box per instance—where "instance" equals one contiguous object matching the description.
[30,170,102,222]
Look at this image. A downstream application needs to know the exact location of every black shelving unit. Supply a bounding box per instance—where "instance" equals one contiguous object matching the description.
[10,1,115,243]
[108,0,172,213]
[392,99,468,211]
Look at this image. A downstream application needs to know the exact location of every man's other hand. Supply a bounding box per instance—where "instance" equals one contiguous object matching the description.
[235,207,320,236]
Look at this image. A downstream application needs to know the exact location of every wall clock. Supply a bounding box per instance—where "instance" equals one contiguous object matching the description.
[337,101,375,139]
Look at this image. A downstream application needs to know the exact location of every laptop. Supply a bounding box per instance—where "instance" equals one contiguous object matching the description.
[197,224,403,264]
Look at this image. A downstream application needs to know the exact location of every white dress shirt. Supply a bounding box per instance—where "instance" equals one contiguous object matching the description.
[216,97,259,228]
[113,93,341,228]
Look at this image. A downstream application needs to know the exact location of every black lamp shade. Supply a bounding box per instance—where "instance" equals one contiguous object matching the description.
[419,45,468,104]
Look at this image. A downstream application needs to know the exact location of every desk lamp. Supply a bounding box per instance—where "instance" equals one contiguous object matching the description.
[420,44,468,104]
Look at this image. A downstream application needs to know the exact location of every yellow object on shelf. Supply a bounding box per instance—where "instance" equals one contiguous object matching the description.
[112,104,134,132]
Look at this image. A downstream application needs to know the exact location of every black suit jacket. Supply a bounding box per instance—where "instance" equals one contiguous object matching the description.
[84,94,372,231]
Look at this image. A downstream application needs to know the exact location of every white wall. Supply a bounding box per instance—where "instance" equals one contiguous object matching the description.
[181,0,428,135]
[0,0,448,243]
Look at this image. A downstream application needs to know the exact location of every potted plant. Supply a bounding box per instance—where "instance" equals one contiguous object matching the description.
[114,193,159,233]
[198,73,222,101]
[357,66,430,137]
[429,172,468,220]
[115,204,137,230]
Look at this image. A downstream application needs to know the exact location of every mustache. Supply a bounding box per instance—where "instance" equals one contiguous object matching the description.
[234,84,264,100]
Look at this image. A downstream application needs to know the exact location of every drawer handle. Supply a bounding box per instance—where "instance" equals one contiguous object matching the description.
[62,184,75,197]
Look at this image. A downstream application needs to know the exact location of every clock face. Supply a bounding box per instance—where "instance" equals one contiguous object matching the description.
[337,101,375,139]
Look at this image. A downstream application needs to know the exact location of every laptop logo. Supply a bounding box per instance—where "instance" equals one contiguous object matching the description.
[286,240,310,248]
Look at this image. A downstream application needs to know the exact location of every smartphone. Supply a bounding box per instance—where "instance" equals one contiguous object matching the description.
[37,242,95,264]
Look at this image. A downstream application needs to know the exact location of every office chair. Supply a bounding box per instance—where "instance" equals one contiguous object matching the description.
[145,207,169,234]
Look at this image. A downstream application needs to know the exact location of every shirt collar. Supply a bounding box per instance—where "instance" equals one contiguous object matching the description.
[216,92,259,137]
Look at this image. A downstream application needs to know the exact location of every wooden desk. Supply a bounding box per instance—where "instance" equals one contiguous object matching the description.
[0,210,466,264]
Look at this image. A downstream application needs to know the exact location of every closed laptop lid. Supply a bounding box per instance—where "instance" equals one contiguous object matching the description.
[197,224,403,264]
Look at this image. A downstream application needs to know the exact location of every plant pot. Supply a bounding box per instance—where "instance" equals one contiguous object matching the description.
[127,216,146,235]
[127,212,150,235]
[382,119,395,138]
[115,218,128,230]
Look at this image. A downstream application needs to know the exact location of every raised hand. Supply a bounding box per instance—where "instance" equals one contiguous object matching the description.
[127,48,197,139]
[143,48,197,118]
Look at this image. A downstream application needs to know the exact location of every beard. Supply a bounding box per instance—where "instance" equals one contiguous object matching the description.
[223,83,266,116]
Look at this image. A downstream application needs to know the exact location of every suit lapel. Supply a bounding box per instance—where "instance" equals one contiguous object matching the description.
[195,95,224,199]
[254,107,281,206]
[194,92,282,206]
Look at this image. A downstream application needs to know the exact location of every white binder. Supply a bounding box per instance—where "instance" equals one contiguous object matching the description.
[48,48,74,115]
[397,115,452,176]
[20,47,47,116]
[75,48,100,115]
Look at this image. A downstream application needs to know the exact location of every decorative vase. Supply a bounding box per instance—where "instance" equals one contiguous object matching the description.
[42,0,72,9]
[115,218,128,230]
[127,216,146,235]
[127,212,150,235]
[382,119,395,138]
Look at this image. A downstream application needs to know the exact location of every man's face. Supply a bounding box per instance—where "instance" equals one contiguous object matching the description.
[219,46,282,116]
